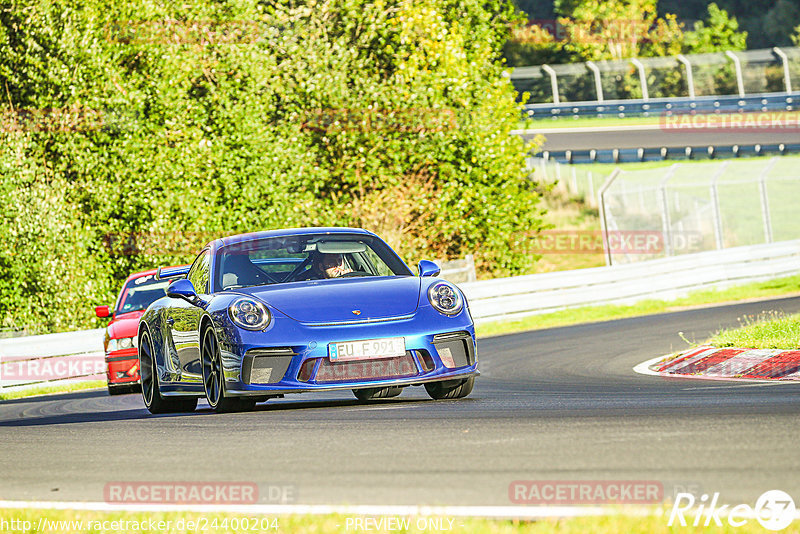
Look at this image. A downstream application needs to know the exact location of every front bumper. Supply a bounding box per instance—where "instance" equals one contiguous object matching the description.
[105,348,140,385]
[217,308,478,396]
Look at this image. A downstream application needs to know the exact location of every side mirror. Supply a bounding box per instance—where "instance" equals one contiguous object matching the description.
[95,305,111,318]
[418,260,441,277]
[167,279,201,306]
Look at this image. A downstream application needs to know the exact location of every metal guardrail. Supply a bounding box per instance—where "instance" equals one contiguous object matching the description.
[0,329,105,389]
[523,92,799,120]
[437,255,477,284]
[460,240,800,324]
[2,240,798,383]
[542,143,800,165]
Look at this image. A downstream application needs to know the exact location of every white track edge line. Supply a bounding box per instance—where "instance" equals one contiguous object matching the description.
[632,355,668,377]
[0,500,656,518]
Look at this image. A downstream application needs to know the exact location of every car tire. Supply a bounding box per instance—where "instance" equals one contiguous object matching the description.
[202,324,250,413]
[353,386,403,401]
[139,331,198,414]
[424,376,474,400]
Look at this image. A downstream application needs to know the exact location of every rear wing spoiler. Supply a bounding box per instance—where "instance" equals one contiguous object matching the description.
[156,264,191,280]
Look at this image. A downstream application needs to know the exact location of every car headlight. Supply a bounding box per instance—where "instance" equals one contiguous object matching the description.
[427,281,464,316]
[228,298,271,330]
[107,336,137,352]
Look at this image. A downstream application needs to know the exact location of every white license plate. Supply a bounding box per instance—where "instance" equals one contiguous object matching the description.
[328,337,406,362]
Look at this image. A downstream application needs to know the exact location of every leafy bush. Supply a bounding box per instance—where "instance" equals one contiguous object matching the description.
[0,0,544,332]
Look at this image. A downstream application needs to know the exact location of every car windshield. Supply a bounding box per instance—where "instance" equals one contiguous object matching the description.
[215,233,412,291]
[115,274,171,314]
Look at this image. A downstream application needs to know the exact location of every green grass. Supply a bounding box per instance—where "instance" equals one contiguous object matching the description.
[529,189,605,274]
[519,110,800,131]
[707,311,800,350]
[520,115,663,130]
[0,508,784,533]
[0,380,105,401]
[476,274,800,339]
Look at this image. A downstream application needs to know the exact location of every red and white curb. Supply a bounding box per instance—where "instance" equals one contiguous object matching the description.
[634,345,800,382]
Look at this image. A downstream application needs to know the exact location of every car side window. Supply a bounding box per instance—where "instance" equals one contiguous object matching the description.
[187,249,211,294]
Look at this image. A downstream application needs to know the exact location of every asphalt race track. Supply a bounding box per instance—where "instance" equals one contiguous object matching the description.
[2,296,800,507]
[519,125,800,152]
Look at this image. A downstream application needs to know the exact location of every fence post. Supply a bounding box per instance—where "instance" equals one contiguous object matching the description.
[759,158,778,243]
[709,162,729,250]
[659,165,680,257]
[630,58,649,101]
[773,47,793,94]
[542,65,560,105]
[725,51,745,98]
[676,54,696,99]
[598,168,622,266]
[586,61,604,102]
[541,157,552,184]
[465,254,476,282]
[571,166,578,196]
[554,159,563,192]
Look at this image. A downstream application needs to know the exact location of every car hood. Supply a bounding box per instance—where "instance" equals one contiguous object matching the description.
[108,311,144,339]
[244,276,422,323]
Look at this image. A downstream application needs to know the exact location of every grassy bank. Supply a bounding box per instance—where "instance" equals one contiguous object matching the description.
[0,381,105,401]
[707,311,800,350]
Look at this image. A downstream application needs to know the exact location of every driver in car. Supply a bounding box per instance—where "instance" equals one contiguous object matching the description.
[315,253,353,278]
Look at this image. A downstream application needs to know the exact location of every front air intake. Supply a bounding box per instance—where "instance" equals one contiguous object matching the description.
[242,348,295,385]
[432,331,475,368]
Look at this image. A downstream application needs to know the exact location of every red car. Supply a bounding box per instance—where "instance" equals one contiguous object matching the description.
[95,269,179,395]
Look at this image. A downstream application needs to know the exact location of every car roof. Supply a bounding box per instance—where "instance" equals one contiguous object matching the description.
[215,227,373,248]
[124,268,159,282]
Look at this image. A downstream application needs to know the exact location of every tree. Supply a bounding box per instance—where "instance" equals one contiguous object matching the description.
[0,0,546,331]
[682,3,747,53]
[557,0,682,62]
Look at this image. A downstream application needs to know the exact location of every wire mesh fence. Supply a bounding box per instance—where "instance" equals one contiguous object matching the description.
[598,157,800,264]
[528,156,603,207]
[512,47,800,104]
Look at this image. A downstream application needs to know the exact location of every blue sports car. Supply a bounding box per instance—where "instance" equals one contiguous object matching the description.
[137,227,477,413]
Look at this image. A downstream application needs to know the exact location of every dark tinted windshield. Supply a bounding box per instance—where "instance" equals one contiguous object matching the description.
[115,274,171,314]
[214,233,412,291]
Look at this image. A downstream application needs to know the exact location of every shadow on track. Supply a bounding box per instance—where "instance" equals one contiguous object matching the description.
[0,408,158,427]
[0,395,442,427]
[194,396,435,414]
